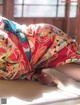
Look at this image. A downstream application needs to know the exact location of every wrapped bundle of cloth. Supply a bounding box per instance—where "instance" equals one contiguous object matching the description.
[0,17,80,87]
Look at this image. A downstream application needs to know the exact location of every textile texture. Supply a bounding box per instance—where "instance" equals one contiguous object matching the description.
[0,17,80,85]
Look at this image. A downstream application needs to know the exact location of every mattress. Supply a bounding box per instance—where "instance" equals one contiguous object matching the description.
[0,68,80,105]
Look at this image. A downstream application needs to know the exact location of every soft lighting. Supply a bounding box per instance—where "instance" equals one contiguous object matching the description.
[3,84,80,105]
[58,84,80,95]
[7,97,30,105]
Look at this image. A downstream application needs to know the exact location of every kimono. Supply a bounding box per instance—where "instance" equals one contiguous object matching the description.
[0,17,80,85]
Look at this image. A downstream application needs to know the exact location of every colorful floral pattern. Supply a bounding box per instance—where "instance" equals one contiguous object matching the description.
[0,17,80,85]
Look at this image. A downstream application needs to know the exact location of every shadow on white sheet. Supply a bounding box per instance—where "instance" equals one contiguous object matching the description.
[0,68,80,105]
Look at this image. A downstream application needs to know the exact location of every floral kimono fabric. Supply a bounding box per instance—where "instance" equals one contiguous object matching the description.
[0,17,80,85]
